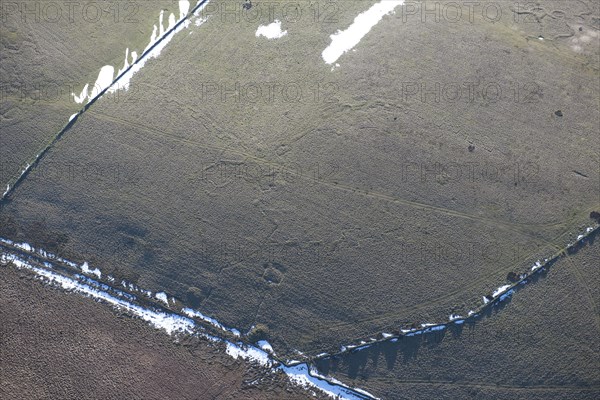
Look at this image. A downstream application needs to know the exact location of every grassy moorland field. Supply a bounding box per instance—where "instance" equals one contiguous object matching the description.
[1,0,598,363]
[316,234,600,400]
[0,0,176,188]
[0,265,320,400]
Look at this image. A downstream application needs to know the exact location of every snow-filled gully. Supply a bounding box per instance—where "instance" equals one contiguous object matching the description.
[0,238,377,400]
[1,224,598,399]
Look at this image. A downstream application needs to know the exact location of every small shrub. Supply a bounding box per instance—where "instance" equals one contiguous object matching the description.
[248,323,270,342]
[507,272,519,282]
[186,286,203,307]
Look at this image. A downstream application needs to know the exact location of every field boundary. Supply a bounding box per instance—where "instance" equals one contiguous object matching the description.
[0,0,210,204]
[0,240,377,400]
[1,221,597,372]
[309,223,599,362]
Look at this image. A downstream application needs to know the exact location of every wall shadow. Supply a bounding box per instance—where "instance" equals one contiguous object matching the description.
[314,227,598,380]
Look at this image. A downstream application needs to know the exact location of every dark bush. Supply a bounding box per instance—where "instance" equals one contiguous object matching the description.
[0,215,18,237]
[248,323,270,342]
[507,272,519,282]
[186,286,203,307]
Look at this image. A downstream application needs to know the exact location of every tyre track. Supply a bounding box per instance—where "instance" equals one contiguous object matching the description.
[85,109,572,238]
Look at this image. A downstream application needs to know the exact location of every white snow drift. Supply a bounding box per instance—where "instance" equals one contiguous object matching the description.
[322,0,404,65]
[256,20,287,39]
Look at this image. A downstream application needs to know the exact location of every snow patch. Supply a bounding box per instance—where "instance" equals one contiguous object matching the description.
[424,325,446,333]
[155,292,169,305]
[256,20,287,39]
[5,254,194,335]
[91,66,115,100]
[257,340,275,354]
[322,0,404,64]
[449,314,462,321]
[72,83,90,104]
[279,363,379,400]
[72,0,200,103]
[226,342,272,366]
[492,285,512,298]
[498,289,515,302]
[182,307,241,336]
[13,241,33,252]
[81,262,101,278]
[179,0,190,18]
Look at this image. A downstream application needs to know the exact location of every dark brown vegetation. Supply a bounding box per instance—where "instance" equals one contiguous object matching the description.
[248,324,271,343]
[0,266,319,400]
